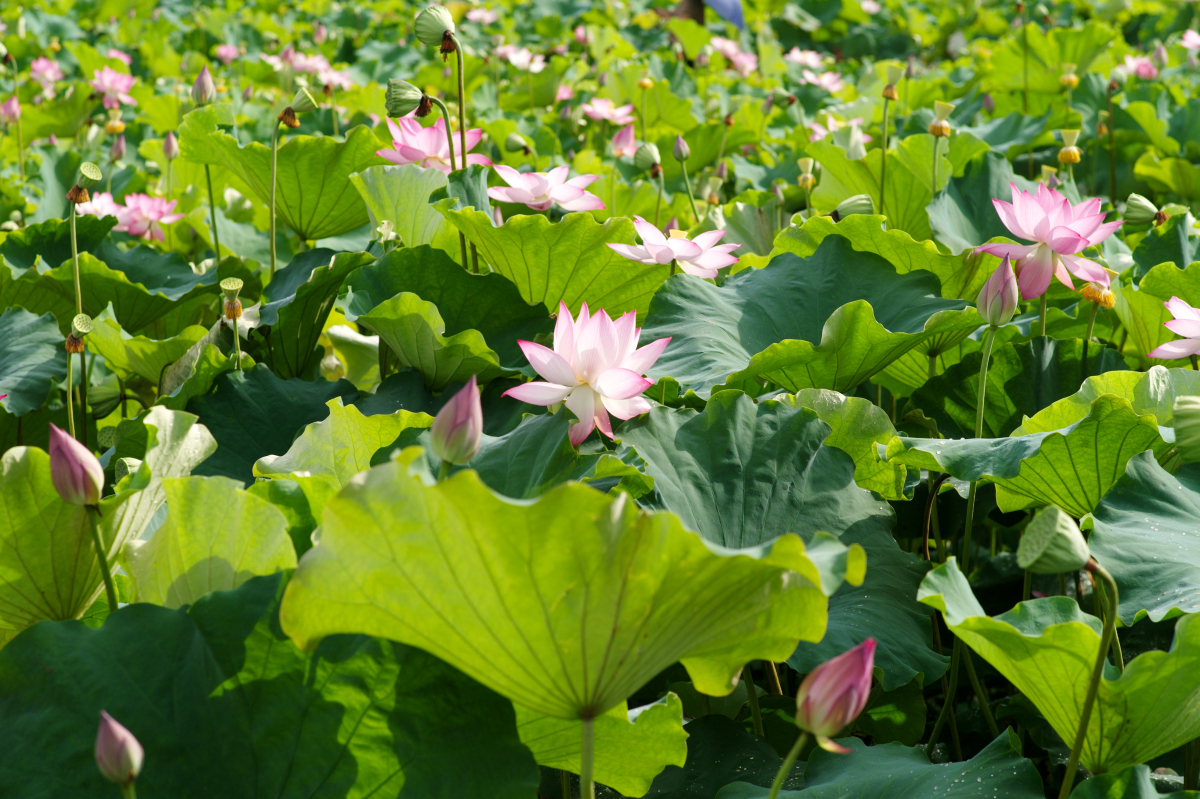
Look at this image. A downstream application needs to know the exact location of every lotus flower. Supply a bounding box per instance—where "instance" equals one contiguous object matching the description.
[1184,30,1200,52]
[1148,297,1200,359]
[0,96,18,124]
[973,182,1122,299]
[95,711,143,788]
[611,124,638,158]
[466,7,499,24]
[90,66,138,109]
[729,51,758,77]
[120,194,185,241]
[801,70,844,93]
[555,83,574,102]
[77,191,127,223]
[1124,54,1159,81]
[487,165,605,212]
[48,423,104,506]
[30,57,63,98]
[783,48,824,68]
[377,116,492,173]
[581,97,635,125]
[508,47,546,73]
[608,216,741,279]
[430,375,484,464]
[215,44,240,64]
[794,639,876,753]
[710,37,741,59]
[318,68,353,91]
[503,302,669,445]
[861,0,881,12]
[106,49,132,66]
[293,52,332,74]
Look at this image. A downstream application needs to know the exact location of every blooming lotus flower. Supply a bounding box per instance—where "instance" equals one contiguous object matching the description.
[215,44,239,64]
[430,375,484,464]
[861,0,881,12]
[574,25,590,44]
[1148,297,1200,359]
[30,57,63,98]
[95,711,143,788]
[77,192,127,224]
[90,67,137,109]
[783,48,824,68]
[508,47,546,73]
[466,7,499,23]
[977,258,1018,326]
[973,182,1122,299]
[611,124,638,158]
[555,83,574,102]
[293,52,332,74]
[263,45,297,69]
[710,37,741,59]
[503,302,670,445]
[801,69,844,93]
[319,68,353,91]
[1184,30,1200,52]
[794,639,876,753]
[581,97,635,125]
[121,194,184,241]
[488,165,605,212]
[48,423,104,506]
[0,96,19,124]
[607,216,741,279]
[1124,54,1159,81]
[377,116,492,173]
[106,48,132,66]
[729,51,758,77]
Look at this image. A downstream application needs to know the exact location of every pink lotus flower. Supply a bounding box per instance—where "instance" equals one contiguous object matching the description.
[263,45,296,69]
[77,192,127,223]
[808,114,867,142]
[861,0,881,13]
[555,83,575,102]
[49,423,104,506]
[508,47,546,73]
[121,194,185,241]
[710,37,741,59]
[214,44,239,64]
[977,258,1018,326]
[106,49,132,66]
[319,68,353,91]
[974,182,1121,299]
[581,97,635,125]
[801,69,844,93]
[487,165,605,212]
[794,639,876,753]
[495,44,518,61]
[503,302,669,445]
[607,216,741,279]
[1184,30,1200,52]
[377,116,492,173]
[730,51,758,77]
[574,25,590,44]
[293,52,332,74]
[0,96,19,124]
[1125,55,1159,81]
[611,124,638,158]
[466,7,499,24]
[90,67,137,110]
[30,57,63,98]
[783,48,824,68]
[1148,297,1200,359]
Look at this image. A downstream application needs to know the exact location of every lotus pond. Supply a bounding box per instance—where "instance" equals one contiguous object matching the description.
[3,0,1200,796]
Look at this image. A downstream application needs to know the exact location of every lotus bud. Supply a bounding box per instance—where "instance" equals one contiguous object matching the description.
[1174,396,1200,464]
[430,375,483,465]
[163,131,180,161]
[715,159,728,180]
[1059,63,1079,90]
[672,135,690,162]
[794,639,876,752]
[982,92,995,114]
[635,142,661,172]
[1152,43,1169,70]
[574,25,589,44]
[1080,282,1115,309]
[220,277,244,320]
[1057,129,1081,165]
[415,6,457,58]
[48,422,104,506]
[976,259,1018,326]
[95,711,143,788]
[314,22,328,45]
[830,193,873,221]
[191,65,216,106]
[1017,506,1090,574]
[242,84,254,102]
[637,76,654,90]
[386,78,425,117]
[1124,193,1160,225]
[109,134,126,163]
[928,101,954,137]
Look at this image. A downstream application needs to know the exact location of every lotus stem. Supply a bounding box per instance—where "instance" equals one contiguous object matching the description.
[640,86,648,142]
[430,96,470,270]
[87,506,119,615]
[681,160,700,223]
[767,732,808,799]
[744,664,765,737]
[205,164,221,260]
[930,620,964,760]
[451,35,470,170]
[1187,740,1200,790]
[1082,300,1100,381]
[880,98,890,220]
[1038,294,1048,338]
[12,61,24,182]
[931,136,939,198]
[561,769,571,799]
[655,170,664,226]
[438,459,452,481]
[1022,11,1029,114]
[269,119,282,279]
[580,716,596,799]
[66,350,76,438]
[925,636,962,757]
[1023,568,1032,601]
[230,317,242,368]
[764,661,783,694]
[1057,560,1119,799]
[80,352,89,450]
[1107,85,1116,202]
[962,647,999,738]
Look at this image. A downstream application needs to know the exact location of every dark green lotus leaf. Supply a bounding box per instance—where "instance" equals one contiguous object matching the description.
[0,307,68,416]
[0,215,117,271]
[0,574,540,798]
[1131,214,1200,278]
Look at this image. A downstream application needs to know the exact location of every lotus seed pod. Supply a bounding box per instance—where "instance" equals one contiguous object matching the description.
[634,142,661,171]
[114,457,141,482]
[1124,193,1160,225]
[289,86,319,114]
[78,161,103,188]
[97,426,120,449]
[1017,506,1090,574]
[505,131,530,153]
[415,5,456,57]
[1175,396,1200,464]
[1080,282,1115,309]
[385,78,424,118]
[1060,63,1079,89]
[832,194,874,220]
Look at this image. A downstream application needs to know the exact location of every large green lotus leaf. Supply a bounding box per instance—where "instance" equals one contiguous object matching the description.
[348,164,460,261]
[186,365,357,485]
[254,398,433,488]
[85,316,207,385]
[439,206,670,319]
[182,115,385,240]
[18,81,96,142]
[781,389,907,500]
[1089,452,1200,625]
[1115,262,1200,366]
[157,343,241,411]
[619,392,944,690]
[1130,214,1200,277]
[908,338,1132,439]
[1070,764,1195,799]
[1134,155,1200,204]
[126,476,296,608]
[359,293,515,390]
[886,395,1163,517]
[0,307,68,416]
[516,695,688,797]
[280,453,858,719]
[715,730,1044,798]
[767,213,979,300]
[643,715,804,797]
[246,475,337,559]
[1014,365,1200,436]
[640,237,977,398]
[0,574,540,798]
[338,245,554,369]
[256,250,374,379]
[987,21,1116,96]
[928,152,1040,255]
[919,559,1200,774]
[0,215,117,271]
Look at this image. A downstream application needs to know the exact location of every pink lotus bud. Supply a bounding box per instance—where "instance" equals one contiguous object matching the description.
[0,95,20,124]
[1152,43,1168,69]
[314,22,328,45]
[191,64,215,106]
[95,711,143,788]
[430,375,483,465]
[982,92,995,114]
[574,25,589,44]
[48,423,104,506]
[794,638,875,752]
[242,84,253,102]
[492,206,504,226]
[163,130,179,161]
[109,134,126,162]
[977,258,1018,326]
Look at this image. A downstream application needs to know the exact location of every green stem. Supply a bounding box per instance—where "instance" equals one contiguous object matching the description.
[121,782,137,799]
[87,506,119,615]
[80,352,89,450]
[640,88,647,142]
[1107,87,1116,204]
[438,459,452,481]
[66,350,76,438]
[580,717,596,799]
[925,639,961,757]
[1082,300,1100,381]
[430,96,470,270]
[1038,294,1047,338]
[452,35,469,163]
[962,648,999,738]
[744,664,765,737]
[681,161,699,223]
[230,316,242,370]
[1057,561,1118,799]
[269,119,282,279]
[654,170,664,226]
[1022,14,1029,114]
[879,98,890,221]
[1187,739,1200,791]
[205,164,221,259]
[961,325,998,575]
[767,732,809,799]
[931,135,940,198]
[70,204,83,316]
[561,768,572,799]
[331,90,339,137]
